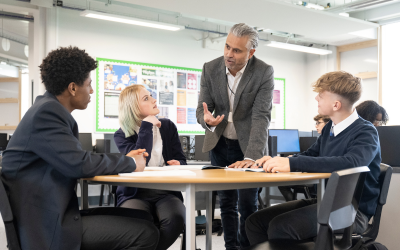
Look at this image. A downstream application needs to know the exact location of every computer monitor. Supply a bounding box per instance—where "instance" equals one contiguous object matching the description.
[299,131,312,137]
[312,130,319,137]
[79,133,93,152]
[195,135,210,161]
[0,133,7,151]
[104,134,120,153]
[377,126,400,166]
[299,137,318,152]
[268,129,300,155]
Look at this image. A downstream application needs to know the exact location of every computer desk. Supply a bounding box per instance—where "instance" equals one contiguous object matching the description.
[80,170,330,250]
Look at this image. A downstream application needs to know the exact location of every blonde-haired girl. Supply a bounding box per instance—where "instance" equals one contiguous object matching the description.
[114,84,186,250]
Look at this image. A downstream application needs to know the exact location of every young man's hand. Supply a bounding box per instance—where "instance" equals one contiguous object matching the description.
[254,156,272,168]
[228,159,254,168]
[126,149,148,172]
[262,157,290,173]
[203,102,224,126]
[167,160,181,165]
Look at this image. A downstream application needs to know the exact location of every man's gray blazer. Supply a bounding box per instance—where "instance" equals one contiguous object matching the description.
[196,55,274,160]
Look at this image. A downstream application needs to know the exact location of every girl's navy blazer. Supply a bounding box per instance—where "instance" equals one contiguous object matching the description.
[114,119,187,206]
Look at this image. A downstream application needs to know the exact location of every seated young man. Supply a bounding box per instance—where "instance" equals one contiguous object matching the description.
[245,71,381,245]
[1,47,159,250]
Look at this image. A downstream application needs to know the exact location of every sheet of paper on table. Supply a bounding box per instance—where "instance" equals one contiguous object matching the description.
[225,168,273,173]
[119,170,196,177]
[146,165,205,171]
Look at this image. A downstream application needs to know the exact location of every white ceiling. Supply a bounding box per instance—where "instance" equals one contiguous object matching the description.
[117,0,379,45]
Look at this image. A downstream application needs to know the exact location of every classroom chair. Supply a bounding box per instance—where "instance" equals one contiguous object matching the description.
[0,175,21,250]
[243,166,370,250]
[348,163,392,244]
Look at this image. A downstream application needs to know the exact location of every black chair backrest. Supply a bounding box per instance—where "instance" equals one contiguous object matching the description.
[361,163,392,240]
[314,166,370,250]
[0,176,21,250]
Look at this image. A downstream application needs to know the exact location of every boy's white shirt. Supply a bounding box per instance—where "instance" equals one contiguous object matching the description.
[330,109,359,137]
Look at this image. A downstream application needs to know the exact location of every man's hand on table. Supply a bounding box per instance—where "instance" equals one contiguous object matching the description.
[167,160,181,165]
[228,159,255,168]
[126,149,148,172]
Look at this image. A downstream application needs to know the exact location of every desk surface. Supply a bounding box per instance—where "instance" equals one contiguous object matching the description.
[84,170,331,184]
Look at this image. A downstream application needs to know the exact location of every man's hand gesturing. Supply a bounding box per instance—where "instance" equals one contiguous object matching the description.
[203,102,225,126]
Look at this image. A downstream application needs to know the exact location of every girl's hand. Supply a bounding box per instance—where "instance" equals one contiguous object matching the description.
[167,160,181,165]
[143,115,161,128]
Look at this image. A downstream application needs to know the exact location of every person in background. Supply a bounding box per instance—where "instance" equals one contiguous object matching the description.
[1,46,158,250]
[114,84,186,250]
[314,114,330,134]
[278,114,330,201]
[356,100,389,127]
[245,71,380,245]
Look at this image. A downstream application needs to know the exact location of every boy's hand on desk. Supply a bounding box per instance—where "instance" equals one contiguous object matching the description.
[126,149,148,172]
[263,157,290,173]
[254,156,272,168]
[126,149,149,157]
[228,160,254,168]
[167,160,181,165]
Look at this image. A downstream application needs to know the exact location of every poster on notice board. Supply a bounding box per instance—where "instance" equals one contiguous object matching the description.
[96,57,286,134]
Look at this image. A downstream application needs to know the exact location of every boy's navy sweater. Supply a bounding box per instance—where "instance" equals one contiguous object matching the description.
[289,118,381,218]
[114,118,187,207]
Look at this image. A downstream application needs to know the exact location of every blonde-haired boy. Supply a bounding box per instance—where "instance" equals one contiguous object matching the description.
[245,71,381,244]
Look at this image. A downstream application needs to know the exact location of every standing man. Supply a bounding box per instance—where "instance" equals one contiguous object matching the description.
[196,23,274,249]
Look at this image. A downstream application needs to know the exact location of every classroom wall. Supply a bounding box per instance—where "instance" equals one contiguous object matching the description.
[340,47,379,105]
[53,8,317,144]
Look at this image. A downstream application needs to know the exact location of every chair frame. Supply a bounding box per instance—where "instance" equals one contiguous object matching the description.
[0,176,21,250]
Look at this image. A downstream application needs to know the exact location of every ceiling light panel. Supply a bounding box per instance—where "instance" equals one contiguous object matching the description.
[80,10,185,31]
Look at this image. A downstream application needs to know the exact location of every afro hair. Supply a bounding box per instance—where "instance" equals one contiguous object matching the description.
[39,46,97,96]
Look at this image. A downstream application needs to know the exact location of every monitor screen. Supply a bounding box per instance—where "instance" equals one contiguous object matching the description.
[0,133,7,150]
[268,129,300,154]
[79,133,93,152]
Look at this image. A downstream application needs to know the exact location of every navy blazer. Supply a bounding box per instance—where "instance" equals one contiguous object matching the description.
[1,92,136,250]
[114,119,186,206]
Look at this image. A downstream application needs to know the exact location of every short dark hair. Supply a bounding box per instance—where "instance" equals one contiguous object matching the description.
[356,100,389,125]
[39,46,97,96]
[313,114,330,123]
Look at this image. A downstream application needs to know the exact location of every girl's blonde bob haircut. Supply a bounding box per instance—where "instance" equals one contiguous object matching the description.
[118,84,146,137]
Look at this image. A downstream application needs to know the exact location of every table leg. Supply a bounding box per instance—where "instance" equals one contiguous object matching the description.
[185,184,196,250]
[206,191,213,250]
[80,179,89,210]
[317,178,325,231]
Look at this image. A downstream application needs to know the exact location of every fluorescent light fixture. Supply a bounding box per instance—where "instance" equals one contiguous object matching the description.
[80,10,185,31]
[265,41,332,55]
[0,61,6,65]
[305,3,325,10]
[365,59,378,63]
[339,13,350,17]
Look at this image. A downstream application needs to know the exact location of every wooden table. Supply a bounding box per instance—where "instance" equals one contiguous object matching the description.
[80,170,331,250]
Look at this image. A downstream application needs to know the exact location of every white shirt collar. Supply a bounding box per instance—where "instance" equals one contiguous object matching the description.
[226,63,247,76]
[331,109,359,137]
